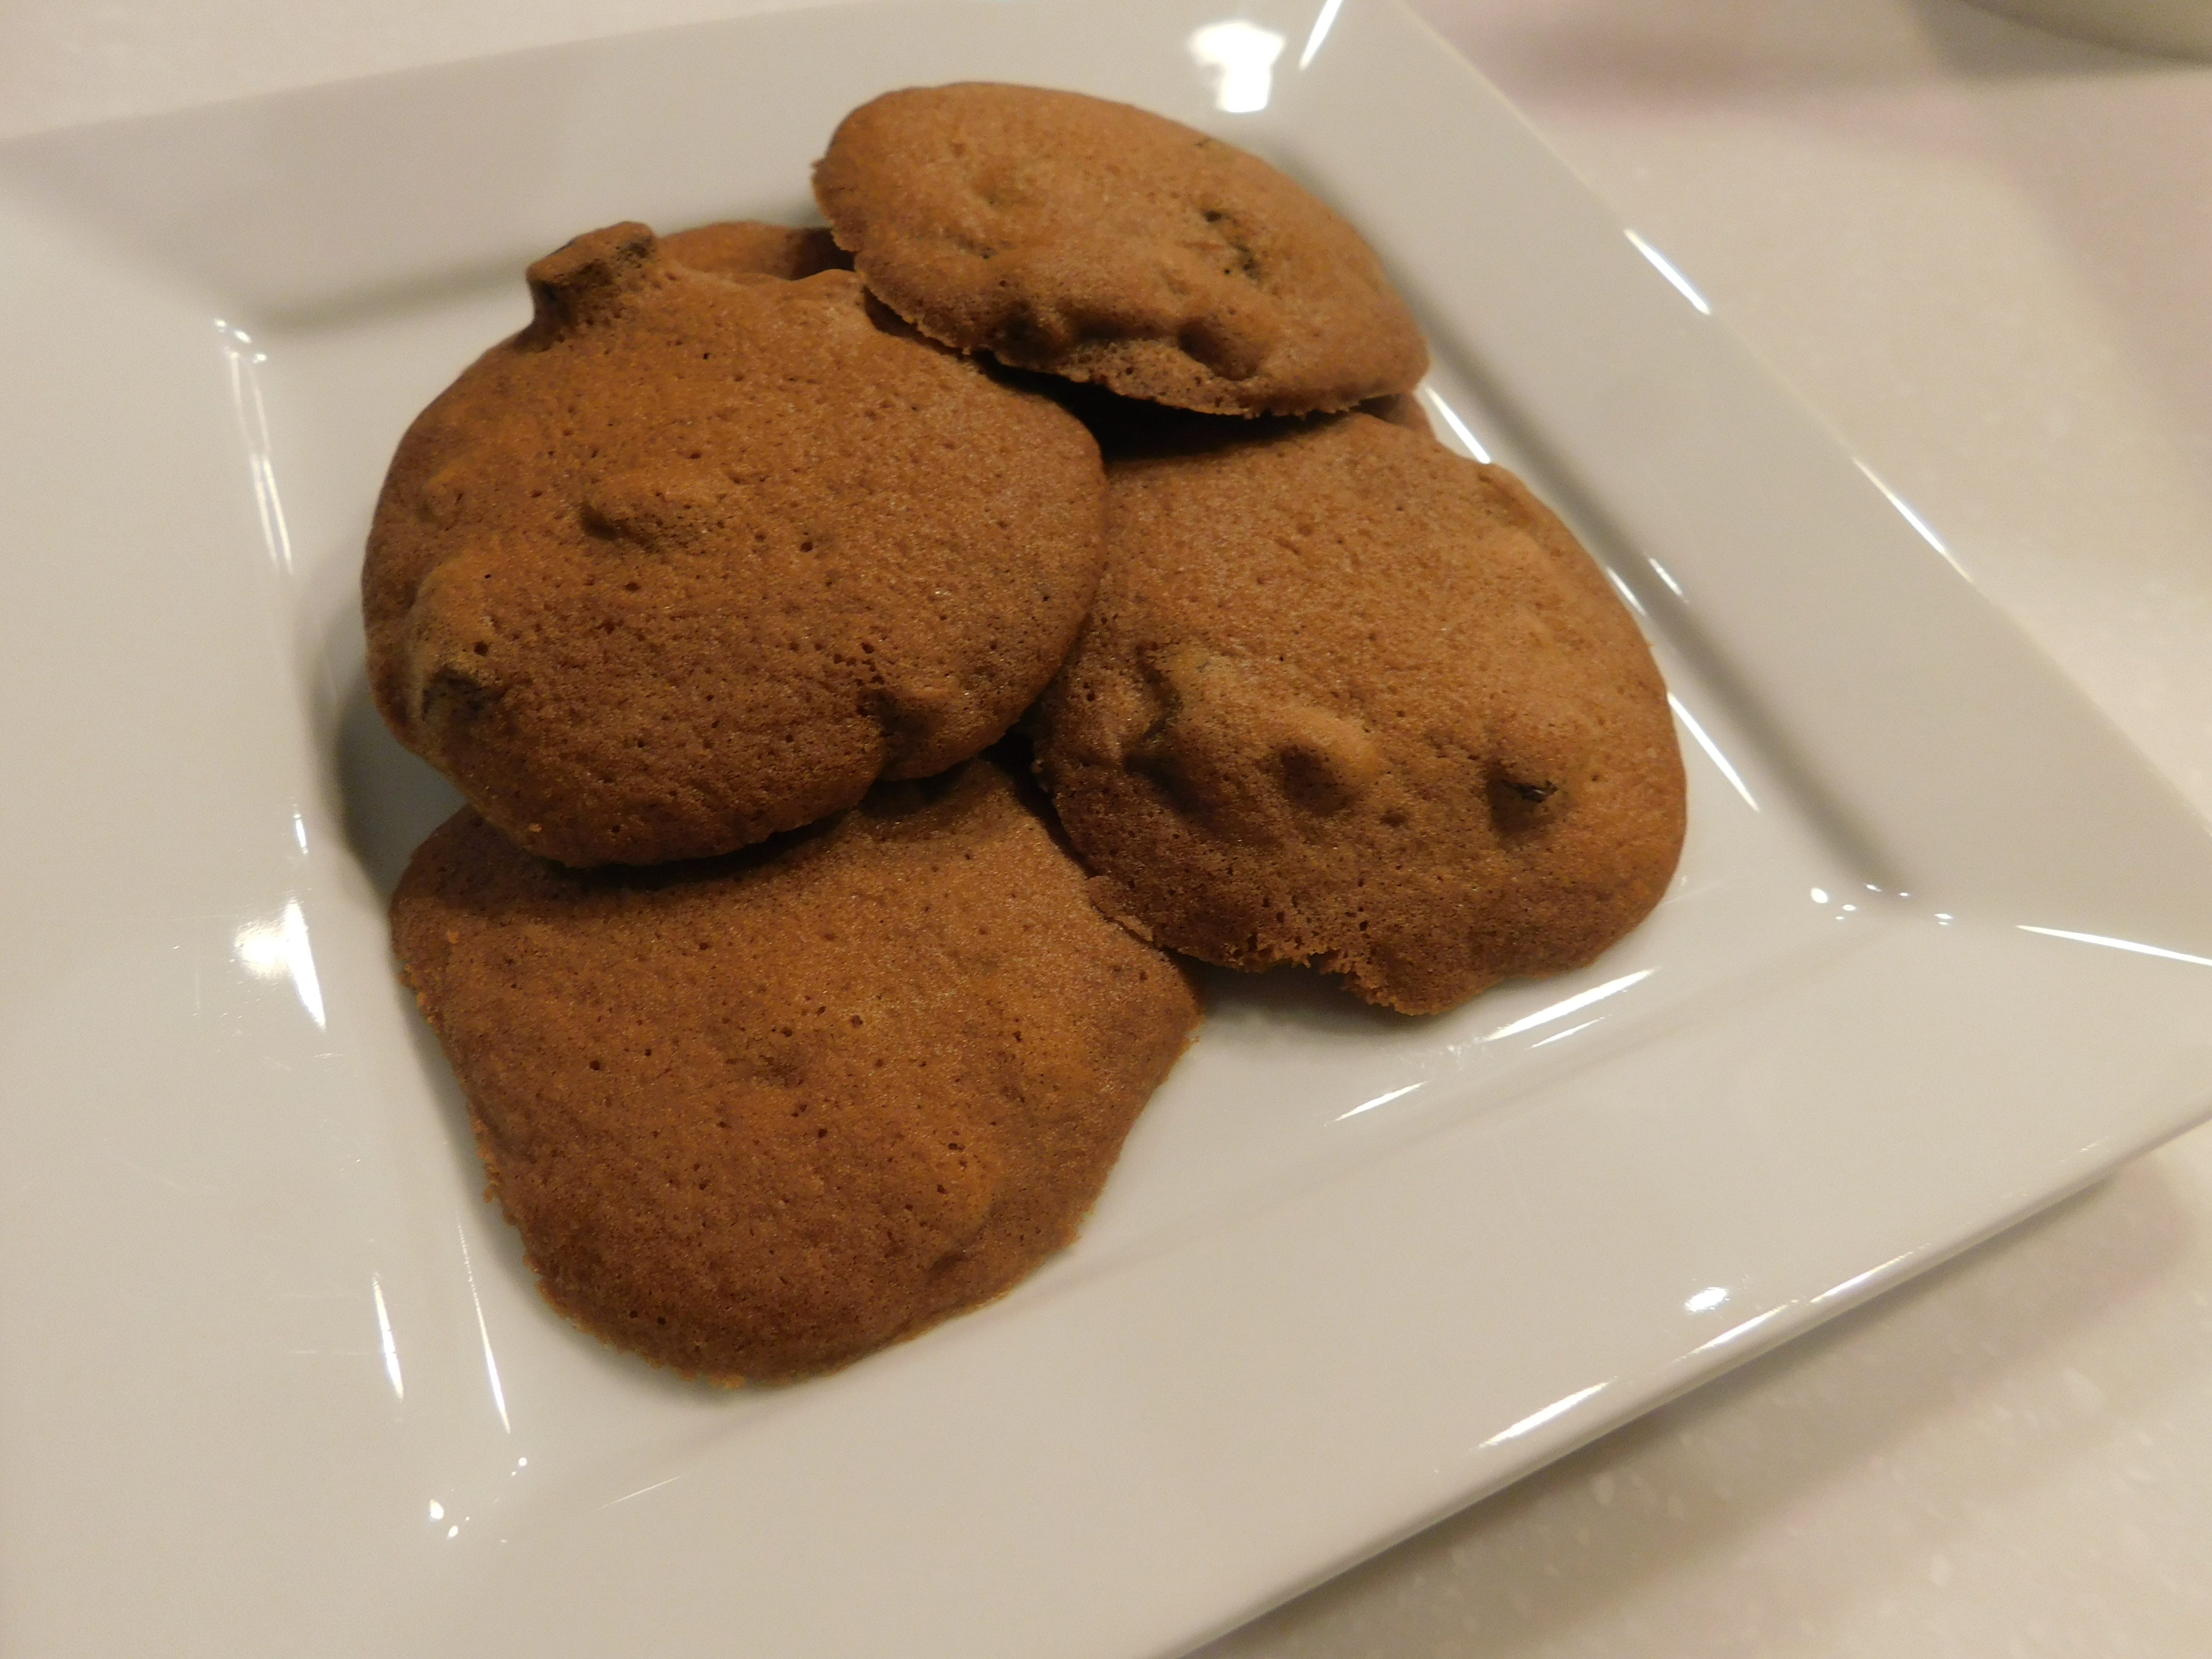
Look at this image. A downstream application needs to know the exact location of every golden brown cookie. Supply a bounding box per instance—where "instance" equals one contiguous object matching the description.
[659,219,851,281]
[1032,413,1685,1015]
[813,84,1429,416]
[391,759,1202,1383]
[364,221,1107,866]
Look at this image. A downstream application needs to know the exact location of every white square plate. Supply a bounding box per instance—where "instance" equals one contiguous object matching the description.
[5,1,2211,1653]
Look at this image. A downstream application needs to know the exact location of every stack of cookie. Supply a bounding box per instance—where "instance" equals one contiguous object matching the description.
[370,84,1685,1384]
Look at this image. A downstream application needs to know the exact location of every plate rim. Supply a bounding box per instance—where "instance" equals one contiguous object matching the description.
[4,1,2212,1655]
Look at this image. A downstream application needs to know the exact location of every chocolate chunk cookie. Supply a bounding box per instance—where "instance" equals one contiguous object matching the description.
[391,759,1202,1382]
[813,84,1429,416]
[365,221,1106,866]
[1032,413,1684,1015]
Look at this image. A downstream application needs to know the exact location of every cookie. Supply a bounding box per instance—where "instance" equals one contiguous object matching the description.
[1032,413,1685,1015]
[659,218,851,281]
[364,221,1107,866]
[391,758,1202,1382]
[813,83,1429,416]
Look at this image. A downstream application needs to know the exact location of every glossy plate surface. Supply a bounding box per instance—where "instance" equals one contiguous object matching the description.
[3,1,2210,1653]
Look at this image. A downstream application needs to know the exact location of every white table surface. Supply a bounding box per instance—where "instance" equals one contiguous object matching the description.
[7,1,2209,1654]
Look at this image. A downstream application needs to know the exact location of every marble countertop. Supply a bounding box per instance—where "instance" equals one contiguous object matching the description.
[7,1,2207,1653]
